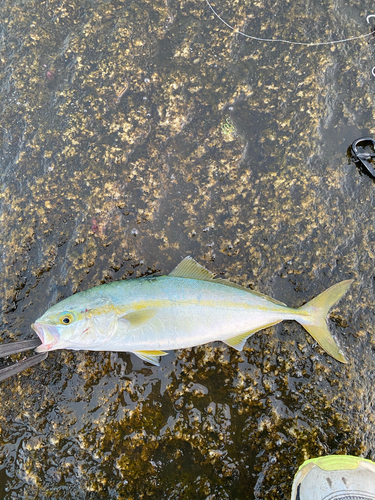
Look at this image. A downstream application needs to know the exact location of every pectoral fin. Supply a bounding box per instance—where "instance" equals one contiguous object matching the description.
[119,309,157,328]
[133,350,168,366]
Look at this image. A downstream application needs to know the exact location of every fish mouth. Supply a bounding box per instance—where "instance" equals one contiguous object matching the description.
[32,322,60,352]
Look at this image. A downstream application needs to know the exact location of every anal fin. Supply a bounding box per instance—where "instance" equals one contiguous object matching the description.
[133,350,168,366]
[223,321,282,351]
[223,329,259,351]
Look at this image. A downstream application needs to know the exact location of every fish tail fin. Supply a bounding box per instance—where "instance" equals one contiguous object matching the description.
[296,279,354,363]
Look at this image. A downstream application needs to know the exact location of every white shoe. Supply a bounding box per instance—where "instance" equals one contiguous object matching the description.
[291,455,375,500]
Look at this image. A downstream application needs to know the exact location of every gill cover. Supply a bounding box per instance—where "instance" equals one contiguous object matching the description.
[57,312,118,350]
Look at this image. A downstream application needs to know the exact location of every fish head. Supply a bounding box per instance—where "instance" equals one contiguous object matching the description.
[32,290,118,352]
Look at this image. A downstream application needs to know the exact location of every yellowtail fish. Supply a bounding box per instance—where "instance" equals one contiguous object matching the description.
[32,257,353,365]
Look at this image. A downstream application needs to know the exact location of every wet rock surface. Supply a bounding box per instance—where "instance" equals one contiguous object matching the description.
[0,0,374,498]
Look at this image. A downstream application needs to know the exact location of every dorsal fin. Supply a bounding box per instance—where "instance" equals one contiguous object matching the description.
[169,256,215,280]
[213,278,287,306]
[168,257,287,306]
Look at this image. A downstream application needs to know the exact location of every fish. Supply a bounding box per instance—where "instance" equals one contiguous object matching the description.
[29,256,353,365]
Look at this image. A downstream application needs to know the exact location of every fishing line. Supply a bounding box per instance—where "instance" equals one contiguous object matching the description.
[205,0,375,47]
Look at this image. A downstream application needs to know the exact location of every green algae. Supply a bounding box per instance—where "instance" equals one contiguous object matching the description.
[0,0,375,498]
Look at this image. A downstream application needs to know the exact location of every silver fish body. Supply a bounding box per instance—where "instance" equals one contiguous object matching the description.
[32,257,353,365]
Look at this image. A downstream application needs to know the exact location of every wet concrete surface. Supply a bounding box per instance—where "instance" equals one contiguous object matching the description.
[0,0,375,498]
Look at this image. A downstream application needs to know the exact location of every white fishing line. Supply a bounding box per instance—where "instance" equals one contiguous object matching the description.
[205,0,375,47]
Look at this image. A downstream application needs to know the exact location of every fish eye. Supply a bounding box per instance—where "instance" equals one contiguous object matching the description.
[59,312,74,325]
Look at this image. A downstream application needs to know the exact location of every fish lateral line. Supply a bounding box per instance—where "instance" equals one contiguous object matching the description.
[87,296,292,317]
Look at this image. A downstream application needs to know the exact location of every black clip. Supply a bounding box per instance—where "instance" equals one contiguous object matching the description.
[350,137,375,178]
[0,338,46,382]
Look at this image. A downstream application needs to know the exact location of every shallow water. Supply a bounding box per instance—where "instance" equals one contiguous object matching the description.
[0,0,375,498]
